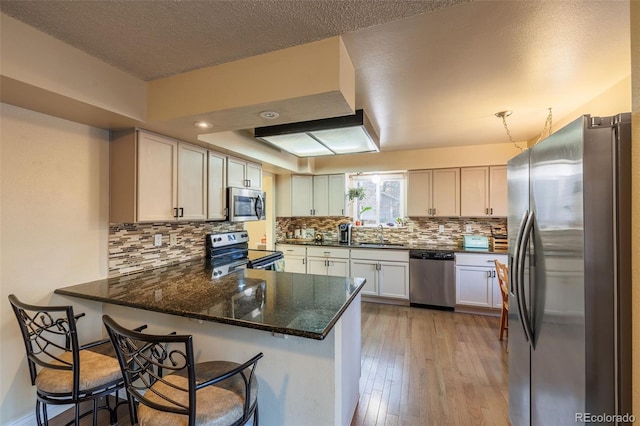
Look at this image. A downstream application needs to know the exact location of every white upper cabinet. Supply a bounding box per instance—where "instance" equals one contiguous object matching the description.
[432,168,460,216]
[313,174,347,217]
[406,170,432,216]
[327,174,347,216]
[110,129,207,223]
[208,151,227,221]
[136,132,178,222]
[291,175,314,217]
[488,166,507,217]
[177,143,208,221]
[276,174,346,217]
[312,175,330,216]
[407,168,460,217]
[460,166,507,217]
[227,156,262,189]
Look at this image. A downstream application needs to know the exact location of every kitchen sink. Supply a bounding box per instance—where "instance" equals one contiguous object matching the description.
[353,242,406,248]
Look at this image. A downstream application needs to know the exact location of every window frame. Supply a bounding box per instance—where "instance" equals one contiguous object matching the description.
[349,172,407,227]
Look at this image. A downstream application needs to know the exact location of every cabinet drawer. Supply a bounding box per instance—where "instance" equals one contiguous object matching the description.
[455,253,507,267]
[276,244,306,256]
[306,247,350,259]
[350,249,408,262]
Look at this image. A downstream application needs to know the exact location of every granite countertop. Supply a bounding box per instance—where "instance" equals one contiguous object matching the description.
[55,260,365,341]
[276,240,508,254]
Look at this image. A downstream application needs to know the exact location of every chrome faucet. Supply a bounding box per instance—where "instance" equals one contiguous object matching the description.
[377,224,384,243]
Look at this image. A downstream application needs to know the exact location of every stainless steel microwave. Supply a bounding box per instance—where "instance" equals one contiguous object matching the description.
[227,187,266,222]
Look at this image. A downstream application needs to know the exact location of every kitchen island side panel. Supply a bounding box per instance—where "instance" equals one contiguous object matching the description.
[102,299,360,426]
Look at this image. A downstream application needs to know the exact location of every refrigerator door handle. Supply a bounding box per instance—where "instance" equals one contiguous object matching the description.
[517,210,535,345]
[512,211,528,341]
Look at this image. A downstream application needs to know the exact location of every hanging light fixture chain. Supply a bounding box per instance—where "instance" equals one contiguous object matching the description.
[535,108,553,145]
[499,113,524,152]
[495,107,553,151]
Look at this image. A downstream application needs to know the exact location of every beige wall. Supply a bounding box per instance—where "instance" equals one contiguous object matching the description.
[552,76,632,131]
[312,141,521,174]
[0,14,146,122]
[0,103,110,422]
[631,0,639,418]
[245,173,274,249]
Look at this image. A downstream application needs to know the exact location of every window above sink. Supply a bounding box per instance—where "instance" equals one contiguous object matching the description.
[349,172,406,227]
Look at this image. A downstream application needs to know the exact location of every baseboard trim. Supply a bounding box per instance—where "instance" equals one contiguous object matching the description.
[7,390,127,426]
[10,405,70,426]
[454,305,500,317]
[361,296,410,306]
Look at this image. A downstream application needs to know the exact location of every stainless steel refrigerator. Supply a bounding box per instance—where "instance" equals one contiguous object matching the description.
[507,113,631,425]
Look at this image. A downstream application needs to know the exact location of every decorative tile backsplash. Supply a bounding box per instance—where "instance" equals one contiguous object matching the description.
[109,216,507,277]
[276,216,507,247]
[109,222,243,277]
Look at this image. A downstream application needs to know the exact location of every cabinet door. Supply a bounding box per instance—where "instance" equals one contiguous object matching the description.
[328,174,346,216]
[489,166,508,217]
[283,255,307,274]
[307,257,328,275]
[456,266,492,307]
[246,162,262,189]
[208,151,227,220]
[137,132,177,222]
[460,167,489,217]
[178,143,207,221]
[407,170,433,216]
[379,262,409,299]
[227,157,247,188]
[312,175,329,216]
[291,175,313,217]
[351,260,378,296]
[432,168,460,217]
[327,258,349,277]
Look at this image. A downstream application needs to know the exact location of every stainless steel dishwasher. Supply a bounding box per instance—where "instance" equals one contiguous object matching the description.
[409,250,455,310]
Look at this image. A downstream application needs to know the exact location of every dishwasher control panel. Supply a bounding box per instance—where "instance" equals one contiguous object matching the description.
[409,250,454,260]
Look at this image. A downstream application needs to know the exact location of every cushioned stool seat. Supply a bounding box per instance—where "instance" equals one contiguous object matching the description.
[35,350,122,395]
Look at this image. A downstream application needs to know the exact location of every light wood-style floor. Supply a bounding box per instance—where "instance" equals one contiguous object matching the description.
[351,302,509,426]
[50,302,508,425]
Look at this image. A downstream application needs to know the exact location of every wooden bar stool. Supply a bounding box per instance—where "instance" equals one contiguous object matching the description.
[494,260,509,341]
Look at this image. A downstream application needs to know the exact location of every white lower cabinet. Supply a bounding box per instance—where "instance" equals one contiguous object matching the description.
[306,247,350,277]
[350,260,379,296]
[275,244,307,274]
[350,249,409,300]
[455,253,507,308]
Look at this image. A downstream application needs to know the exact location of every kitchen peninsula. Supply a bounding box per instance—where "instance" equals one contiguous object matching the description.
[55,260,365,426]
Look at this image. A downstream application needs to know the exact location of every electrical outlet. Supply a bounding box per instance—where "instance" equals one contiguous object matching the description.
[154,234,162,247]
[170,234,178,246]
[439,224,445,233]
[408,225,414,233]
[465,224,472,233]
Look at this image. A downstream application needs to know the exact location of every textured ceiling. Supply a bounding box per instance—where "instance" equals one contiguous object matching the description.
[0,0,632,152]
[0,0,467,81]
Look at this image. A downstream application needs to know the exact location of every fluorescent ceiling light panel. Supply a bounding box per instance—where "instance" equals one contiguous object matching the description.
[254,109,379,157]
[312,126,377,154]
[260,133,334,157]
